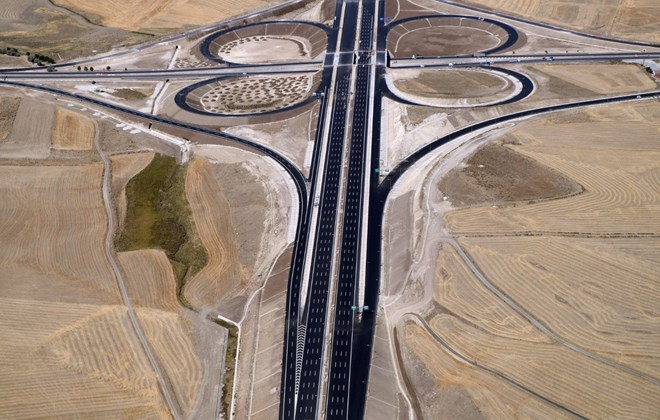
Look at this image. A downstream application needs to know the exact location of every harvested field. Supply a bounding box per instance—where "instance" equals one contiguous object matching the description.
[398,322,572,419]
[118,250,179,312]
[411,100,660,418]
[438,142,582,207]
[51,107,95,150]
[183,158,245,309]
[0,98,53,159]
[427,314,660,418]
[137,308,204,418]
[445,102,660,234]
[457,236,660,377]
[110,152,155,229]
[51,0,284,34]
[433,244,549,343]
[457,0,660,43]
[0,300,169,418]
[0,97,20,141]
[0,164,119,304]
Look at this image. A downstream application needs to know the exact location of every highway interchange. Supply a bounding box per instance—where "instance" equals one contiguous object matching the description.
[1,0,659,419]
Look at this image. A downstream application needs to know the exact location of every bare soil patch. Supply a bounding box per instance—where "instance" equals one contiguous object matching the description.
[439,142,582,207]
[218,36,310,63]
[113,88,149,101]
[388,67,518,107]
[51,107,95,150]
[392,26,500,57]
[394,69,506,98]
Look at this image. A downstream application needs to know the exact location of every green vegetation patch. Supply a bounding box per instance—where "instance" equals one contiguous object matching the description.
[213,319,239,418]
[115,154,207,306]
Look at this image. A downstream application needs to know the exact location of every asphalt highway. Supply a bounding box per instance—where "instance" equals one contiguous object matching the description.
[2,2,658,418]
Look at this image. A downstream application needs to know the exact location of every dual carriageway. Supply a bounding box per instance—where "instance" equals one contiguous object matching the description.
[1,1,659,419]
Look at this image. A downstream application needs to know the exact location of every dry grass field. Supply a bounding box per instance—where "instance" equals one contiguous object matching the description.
[458,236,660,377]
[427,313,660,418]
[433,245,549,344]
[137,309,204,418]
[51,0,283,34]
[51,108,95,150]
[183,158,246,309]
[0,1,150,60]
[457,0,660,42]
[0,298,171,418]
[519,63,658,100]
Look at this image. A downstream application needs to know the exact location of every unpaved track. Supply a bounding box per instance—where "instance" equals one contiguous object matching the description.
[440,237,660,386]
[403,313,586,418]
[92,121,181,419]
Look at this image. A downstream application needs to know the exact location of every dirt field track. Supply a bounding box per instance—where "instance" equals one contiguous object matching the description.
[388,100,660,419]
[0,164,118,304]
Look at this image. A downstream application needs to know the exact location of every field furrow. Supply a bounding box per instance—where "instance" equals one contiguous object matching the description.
[0,164,119,304]
[118,249,179,311]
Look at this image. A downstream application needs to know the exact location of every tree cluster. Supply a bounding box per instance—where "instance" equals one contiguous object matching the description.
[27,53,56,66]
[0,47,21,57]
[0,47,56,66]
